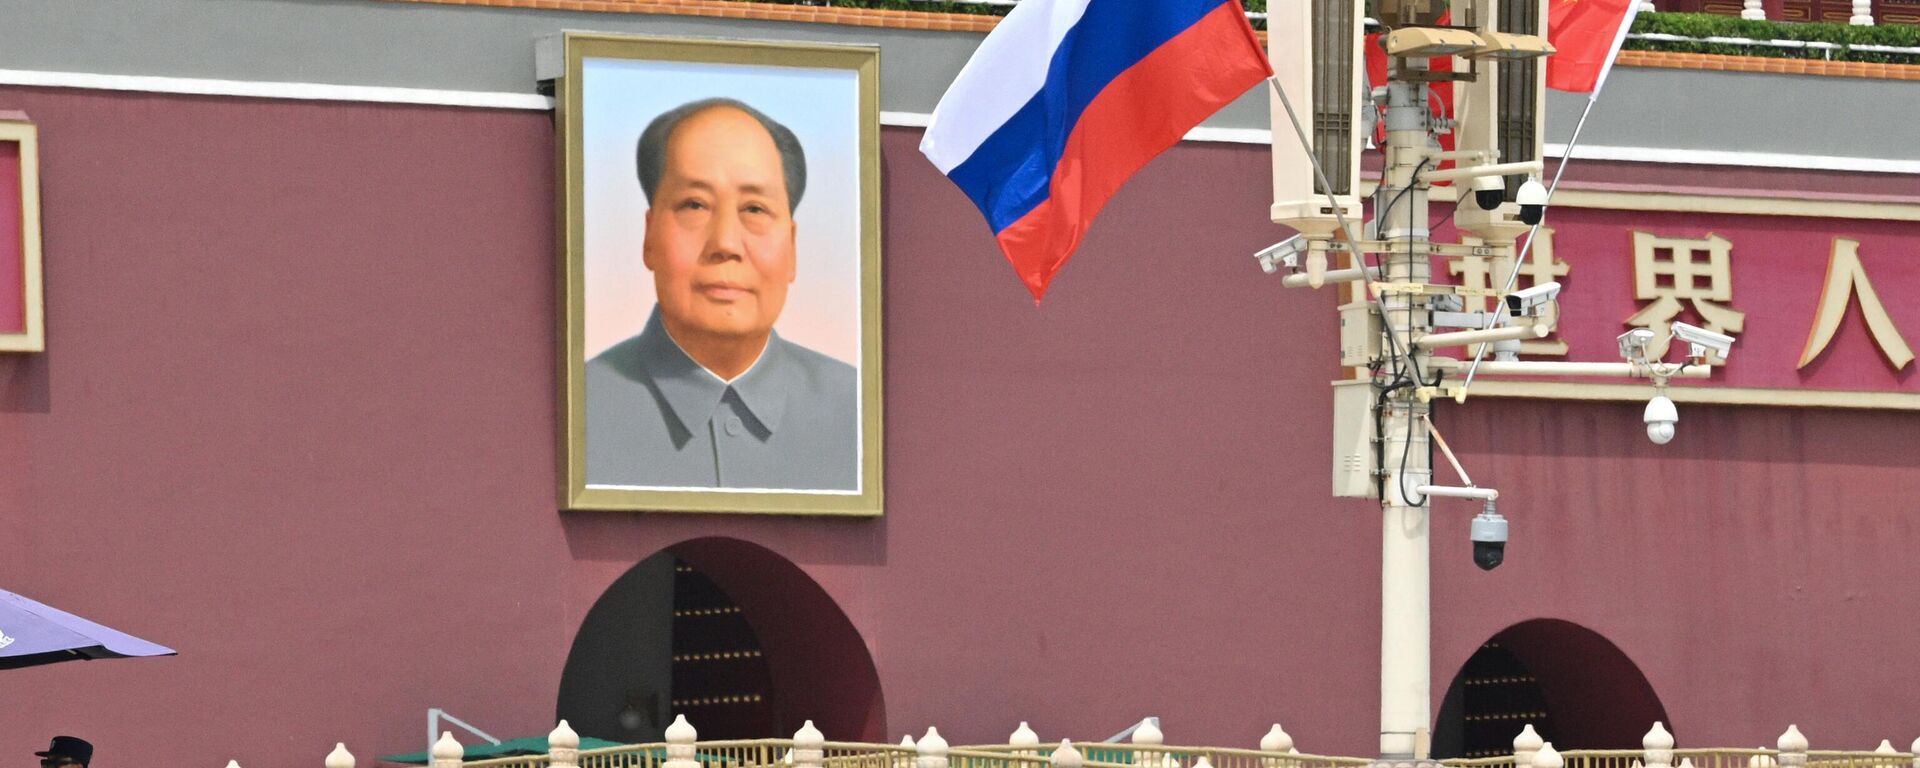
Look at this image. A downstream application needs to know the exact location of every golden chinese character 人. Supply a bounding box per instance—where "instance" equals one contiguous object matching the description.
[1448,227,1569,356]
[1624,231,1745,362]
[1798,238,1913,371]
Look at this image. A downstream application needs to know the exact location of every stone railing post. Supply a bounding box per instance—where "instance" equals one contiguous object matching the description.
[1777,725,1807,768]
[1749,748,1776,768]
[794,720,825,768]
[549,720,581,768]
[226,761,243,768]
[1910,737,1920,768]
[431,732,463,768]
[1850,0,1875,25]
[1740,0,1766,19]
[1012,723,1041,758]
[1054,742,1085,768]
[326,743,356,768]
[666,715,700,768]
[1536,742,1564,768]
[1875,741,1899,767]
[1515,725,1543,768]
[1262,725,1294,754]
[896,737,918,768]
[1262,724,1294,768]
[1645,723,1675,768]
[918,727,950,768]
[1133,719,1166,768]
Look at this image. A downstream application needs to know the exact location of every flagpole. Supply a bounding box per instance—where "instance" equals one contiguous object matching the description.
[1457,89,1604,393]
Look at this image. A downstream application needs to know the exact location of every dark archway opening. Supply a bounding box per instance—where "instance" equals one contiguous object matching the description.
[1434,619,1668,758]
[558,538,885,744]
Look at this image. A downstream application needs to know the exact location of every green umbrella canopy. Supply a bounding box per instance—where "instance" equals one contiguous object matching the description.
[379,735,625,764]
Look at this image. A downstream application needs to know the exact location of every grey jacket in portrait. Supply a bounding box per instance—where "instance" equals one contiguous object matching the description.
[584,308,859,491]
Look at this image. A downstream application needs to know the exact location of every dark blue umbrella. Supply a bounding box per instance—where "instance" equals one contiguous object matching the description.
[0,588,175,670]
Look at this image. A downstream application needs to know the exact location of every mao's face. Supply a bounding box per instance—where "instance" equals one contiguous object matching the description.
[644,107,797,344]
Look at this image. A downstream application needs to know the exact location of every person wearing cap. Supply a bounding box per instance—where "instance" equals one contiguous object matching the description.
[35,736,91,768]
[585,97,858,492]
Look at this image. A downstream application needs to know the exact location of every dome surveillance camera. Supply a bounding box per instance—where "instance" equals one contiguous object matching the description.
[1470,502,1508,571]
[1471,174,1505,211]
[1644,393,1678,445]
[1516,177,1548,226]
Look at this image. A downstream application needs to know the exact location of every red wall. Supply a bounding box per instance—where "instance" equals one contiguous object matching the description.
[2,85,1918,767]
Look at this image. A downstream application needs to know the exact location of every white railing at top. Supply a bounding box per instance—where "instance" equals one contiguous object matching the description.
[1628,31,1920,58]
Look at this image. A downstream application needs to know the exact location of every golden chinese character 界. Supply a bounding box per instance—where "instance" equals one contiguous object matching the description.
[1624,231,1744,362]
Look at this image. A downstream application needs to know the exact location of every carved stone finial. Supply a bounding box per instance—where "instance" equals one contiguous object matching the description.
[1263,725,1295,753]
[326,742,356,768]
[1052,741,1084,768]
[1534,742,1564,768]
[1012,723,1040,749]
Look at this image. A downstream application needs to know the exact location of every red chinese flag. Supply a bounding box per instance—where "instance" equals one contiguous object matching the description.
[1547,0,1640,93]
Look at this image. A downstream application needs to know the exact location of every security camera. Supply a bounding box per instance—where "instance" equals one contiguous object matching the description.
[1470,501,1508,571]
[1502,281,1562,317]
[1256,235,1308,275]
[1644,392,1678,445]
[1617,328,1656,363]
[1516,177,1548,226]
[1471,174,1504,211]
[1671,321,1735,362]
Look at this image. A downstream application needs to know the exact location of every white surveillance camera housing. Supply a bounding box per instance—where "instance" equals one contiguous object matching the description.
[1671,321,1735,361]
[1470,174,1504,211]
[1617,328,1656,362]
[1644,393,1678,445]
[1516,177,1548,226]
[1256,235,1308,275]
[1502,281,1562,317]
[1470,501,1507,571]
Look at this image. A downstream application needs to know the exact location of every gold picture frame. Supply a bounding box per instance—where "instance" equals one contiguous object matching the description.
[0,114,43,354]
[557,33,883,515]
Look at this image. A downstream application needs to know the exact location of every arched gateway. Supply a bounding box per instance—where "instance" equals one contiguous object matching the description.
[1435,619,1668,758]
[558,537,885,744]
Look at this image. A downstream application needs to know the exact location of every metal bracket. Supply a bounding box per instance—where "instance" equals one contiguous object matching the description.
[1372,282,1502,298]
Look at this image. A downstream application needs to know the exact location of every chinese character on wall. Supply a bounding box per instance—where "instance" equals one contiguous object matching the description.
[1624,231,1745,362]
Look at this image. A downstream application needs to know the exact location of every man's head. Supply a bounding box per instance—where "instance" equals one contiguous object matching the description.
[36,736,91,768]
[635,98,808,352]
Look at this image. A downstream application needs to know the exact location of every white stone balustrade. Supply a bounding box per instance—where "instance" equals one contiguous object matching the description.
[295,717,1920,768]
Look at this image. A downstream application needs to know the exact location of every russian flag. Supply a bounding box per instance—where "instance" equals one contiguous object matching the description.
[920,0,1273,301]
